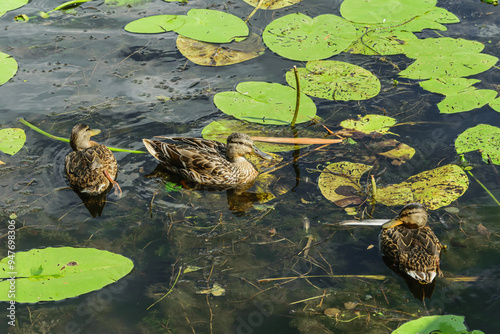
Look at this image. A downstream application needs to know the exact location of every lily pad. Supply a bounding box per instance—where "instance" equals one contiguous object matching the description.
[263,13,356,61]
[0,0,29,17]
[174,9,249,43]
[318,161,372,207]
[124,15,186,34]
[400,53,498,79]
[242,0,302,9]
[348,28,418,56]
[340,115,396,135]
[202,119,310,153]
[392,315,484,334]
[401,38,484,59]
[286,61,380,101]
[437,89,497,114]
[378,143,415,165]
[376,164,469,210]
[489,97,500,112]
[176,33,264,66]
[0,247,134,303]
[0,128,26,155]
[455,124,500,165]
[340,0,437,24]
[0,52,18,86]
[419,78,481,95]
[213,81,316,125]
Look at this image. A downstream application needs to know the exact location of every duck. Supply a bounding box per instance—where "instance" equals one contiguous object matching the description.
[380,203,444,284]
[65,124,122,197]
[142,132,272,186]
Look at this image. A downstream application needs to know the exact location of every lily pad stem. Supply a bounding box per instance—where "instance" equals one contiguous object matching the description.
[147,266,182,310]
[291,66,300,128]
[466,170,500,207]
[19,118,146,154]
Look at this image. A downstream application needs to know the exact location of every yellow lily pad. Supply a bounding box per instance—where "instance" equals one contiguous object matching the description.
[242,0,302,10]
[318,161,372,207]
[176,33,264,67]
[340,115,397,135]
[376,164,469,210]
[378,143,415,165]
[197,282,225,296]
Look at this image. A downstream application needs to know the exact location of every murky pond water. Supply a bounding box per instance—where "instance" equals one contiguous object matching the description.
[1,0,500,333]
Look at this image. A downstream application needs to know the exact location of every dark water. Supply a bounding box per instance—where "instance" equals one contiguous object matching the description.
[1,0,500,333]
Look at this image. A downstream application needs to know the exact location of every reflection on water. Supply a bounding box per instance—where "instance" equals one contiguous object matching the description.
[1,0,500,333]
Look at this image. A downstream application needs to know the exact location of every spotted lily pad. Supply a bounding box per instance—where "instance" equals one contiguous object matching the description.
[376,164,469,210]
[176,33,264,66]
[340,115,396,135]
[437,89,497,114]
[242,0,302,9]
[286,61,380,101]
[318,162,372,207]
[213,81,316,125]
[0,128,26,155]
[263,13,356,61]
[419,78,480,95]
[455,124,500,165]
[347,28,418,56]
[378,143,415,165]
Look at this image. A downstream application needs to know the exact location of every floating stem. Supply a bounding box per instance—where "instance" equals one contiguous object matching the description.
[291,66,301,128]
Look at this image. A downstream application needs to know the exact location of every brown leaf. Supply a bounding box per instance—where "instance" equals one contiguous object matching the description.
[477,223,491,238]
[324,308,341,317]
[344,301,358,310]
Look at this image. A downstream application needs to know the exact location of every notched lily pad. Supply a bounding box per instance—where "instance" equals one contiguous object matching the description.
[286,61,380,101]
[348,28,418,56]
[340,115,396,135]
[176,33,264,66]
[213,81,317,125]
[376,164,469,210]
[263,13,356,61]
[455,124,500,165]
[0,52,18,86]
[318,161,372,207]
[437,89,497,114]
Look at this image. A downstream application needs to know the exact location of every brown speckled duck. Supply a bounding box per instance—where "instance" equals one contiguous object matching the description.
[380,203,444,284]
[142,133,272,186]
[65,124,121,197]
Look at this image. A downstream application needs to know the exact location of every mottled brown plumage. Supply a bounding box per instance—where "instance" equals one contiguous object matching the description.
[65,124,121,197]
[380,203,444,284]
[142,133,272,186]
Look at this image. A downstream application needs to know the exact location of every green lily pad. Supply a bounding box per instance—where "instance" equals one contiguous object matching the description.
[318,161,372,207]
[176,33,264,66]
[242,0,302,9]
[263,13,356,61]
[0,128,26,155]
[0,52,18,86]
[202,120,310,153]
[402,38,484,59]
[392,315,484,334]
[340,115,396,135]
[124,15,186,34]
[174,9,249,43]
[0,247,134,303]
[340,0,437,24]
[348,28,418,56]
[455,124,500,165]
[286,61,380,101]
[399,52,498,79]
[437,89,497,114]
[0,0,29,17]
[376,164,469,210]
[213,81,316,125]
[419,78,480,95]
[396,7,460,32]
[489,97,500,112]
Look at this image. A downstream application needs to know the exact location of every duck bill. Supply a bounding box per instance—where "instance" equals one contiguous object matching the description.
[89,129,101,137]
[382,217,403,229]
[253,146,273,161]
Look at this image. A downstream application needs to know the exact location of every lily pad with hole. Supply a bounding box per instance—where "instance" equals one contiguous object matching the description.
[176,33,264,66]
[174,9,249,43]
[437,89,497,114]
[286,61,381,101]
[455,124,500,165]
[318,161,372,207]
[0,52,18,86]
[202,120,310,153]
[263,13,356,61]
[0,247,134,303]
[0,128,26,155]
[213,81,316,125]
[124,15,186,34]
[392,315,484,334]
[340,115,397,135]
[340,0,437,24]
[376,164,469,210]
